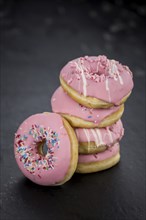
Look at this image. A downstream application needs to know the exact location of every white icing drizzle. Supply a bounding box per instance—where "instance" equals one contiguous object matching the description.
[105,78,111,102]
[83,129,90,146]
[95,128,104,145]
[105,78,109,91]
[81,71,87,96]
[109,60,124,85]
[118,73,123,85]
[91,129,99,147]
[113,61,123,85]
[75,59,87,96]
[106,127,113,143]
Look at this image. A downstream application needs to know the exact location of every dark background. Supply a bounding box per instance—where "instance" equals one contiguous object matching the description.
[0,0,146,220]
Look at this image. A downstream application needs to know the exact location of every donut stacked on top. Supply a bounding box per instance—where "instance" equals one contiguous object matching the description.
[51,55,134,173]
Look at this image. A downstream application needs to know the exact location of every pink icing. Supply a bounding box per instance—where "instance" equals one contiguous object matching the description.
[60,55,134,104]
[75,120,124,147]
[51,87,121,125]
[14,113,71,186]
[78,143,119,163]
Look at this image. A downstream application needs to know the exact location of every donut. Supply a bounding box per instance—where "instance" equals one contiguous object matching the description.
[14,112,78,186]
[60,55,133,109]
[75,120,124,154]
[51,87,124,128]
[76,143,120,173]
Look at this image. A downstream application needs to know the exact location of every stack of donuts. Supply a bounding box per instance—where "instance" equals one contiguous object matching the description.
[51,55,133,174]
[14,55,134,186]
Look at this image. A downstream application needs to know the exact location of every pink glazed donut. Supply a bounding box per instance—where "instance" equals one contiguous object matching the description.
[75,120,124,154]
[76,143,120,173]
[14,112,78,186]
[51,87,124,128]
[60,55,134,108]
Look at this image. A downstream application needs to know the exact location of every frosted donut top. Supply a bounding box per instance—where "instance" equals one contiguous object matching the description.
[51,87,121,125]
[75,120,124,147]
[14,113,71,185]
[60,55,134,104]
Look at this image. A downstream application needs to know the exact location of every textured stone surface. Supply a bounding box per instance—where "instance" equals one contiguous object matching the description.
[0,0,145,219]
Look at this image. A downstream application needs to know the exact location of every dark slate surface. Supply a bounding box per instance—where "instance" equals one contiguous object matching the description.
[0,0,145,220]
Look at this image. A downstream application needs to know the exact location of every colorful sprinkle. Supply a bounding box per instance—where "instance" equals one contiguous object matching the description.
[94,154,98,159]
[70,56,128,84]
[15,124,60,174]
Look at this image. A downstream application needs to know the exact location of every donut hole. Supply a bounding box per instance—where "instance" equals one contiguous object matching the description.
[93,71,102,75]
[38,140,48,156]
